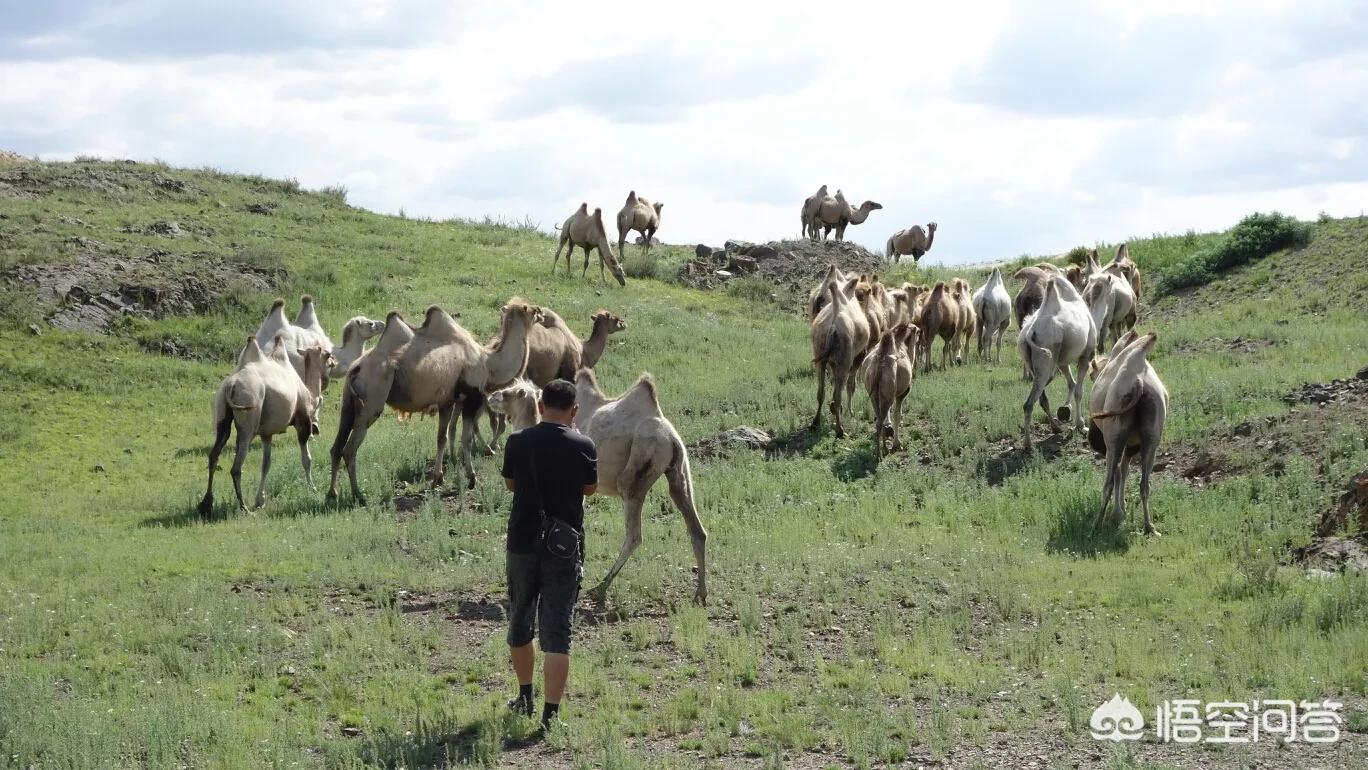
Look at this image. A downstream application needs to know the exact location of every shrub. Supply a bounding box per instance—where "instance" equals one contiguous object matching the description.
[725,276,775,303]
[1154,212,1310,296]
[622,251,659,280]
[317,184,348,205]
[1064,246,1090,265]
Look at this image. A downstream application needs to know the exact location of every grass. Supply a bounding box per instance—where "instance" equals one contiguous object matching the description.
[0,158,1365,768]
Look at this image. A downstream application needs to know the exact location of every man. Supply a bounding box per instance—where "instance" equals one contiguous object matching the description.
[501,378,597,728]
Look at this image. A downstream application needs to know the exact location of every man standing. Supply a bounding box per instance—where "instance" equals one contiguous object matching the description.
[501,379,597,728]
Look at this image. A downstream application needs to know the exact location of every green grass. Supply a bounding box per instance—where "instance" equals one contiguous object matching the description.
[0,159,1365,768]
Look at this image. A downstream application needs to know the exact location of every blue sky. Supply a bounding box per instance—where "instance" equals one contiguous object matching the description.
[2,0,1365,264]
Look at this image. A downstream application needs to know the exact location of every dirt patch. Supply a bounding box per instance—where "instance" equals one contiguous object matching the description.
[0,163,201,199]
[690,425,773,460]
[1172,335,1280,355]
[2,249,282,333]
[1292,533,1368,574]
[0,149,26,165]
[1162,373,1368,485]
[678,239,886,294]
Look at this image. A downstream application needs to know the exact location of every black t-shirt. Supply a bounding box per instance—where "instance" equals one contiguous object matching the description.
[501,422,598,554]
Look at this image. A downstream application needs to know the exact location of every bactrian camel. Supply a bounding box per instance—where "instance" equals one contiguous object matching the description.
[617,191,663,257]
[951,278,976,365]
[801,184,828,240]
[1017,275,1097,450]
[250,296,336,388]
[971,267,1012,362]
[812,189,883,242]
[1088,331,1167,535]
[915,281,959,371]
[327,300,544,504]
[863,324,915,459]
[200,336,333,516]
[554,203,627,287]
[581,310,626,369]
[886,222,938,264]
[1083,271,1138,354]
[331,316,386,375]
[810,279,870,437]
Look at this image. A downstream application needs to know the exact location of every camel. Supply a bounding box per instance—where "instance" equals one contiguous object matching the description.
[331,316,386,375]
[812,190,883,242]
[810,278,870,437]
[485,377,540,430]
[1105,244,1143,299]
[971,267,1012,362]
[553,203,626,287]
[478,307,626,453]
[249,296,335,388]
[1017,276,1097,450]
[581,310,627,369]
[886,222,938,264]
[864,324,915,459]
[1083,271,1138,354]
[199,336,333,516]
[572,369,708,605]
[1087,332,1167,534]
[326,300,543,504]
[1012,266,1056,329]
[801,184,829,240]
[951,278,976,365]
[914,282,959,371]
[616,191,663,257]
[808,263,847,319]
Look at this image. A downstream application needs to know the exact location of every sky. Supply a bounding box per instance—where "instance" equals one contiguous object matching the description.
[2,0,1366,264]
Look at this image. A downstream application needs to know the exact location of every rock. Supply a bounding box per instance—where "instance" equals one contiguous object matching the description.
[724,239,755,253]
[633,235,660,246]
[245,202,278,215]
[714,269,733,280]
[695,244,713,260]
[747,245,779,260]
[1316,470,1368,537]
[58,216,87,227]
[1357,365,1368,381]
[727,256,758,274]
[691,426,773,458]
[341,726,362,737]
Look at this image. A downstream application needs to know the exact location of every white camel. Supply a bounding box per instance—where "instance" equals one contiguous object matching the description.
[330,316,386,375]
[971,267,1012,362]
[1017,275,1097,449]
[1082,272,1137,354]
[1088,332,1167,534]
[199,335,333,516]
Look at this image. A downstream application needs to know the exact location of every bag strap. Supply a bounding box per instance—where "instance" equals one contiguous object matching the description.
[529,443,561,526]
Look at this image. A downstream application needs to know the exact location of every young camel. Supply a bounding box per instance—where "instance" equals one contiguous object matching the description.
[915,282,959,371]
[813,190,883,242]
[810,279,870,437]
[972,267,1012,362]
[864,324,915,459]
[575,369,708,605]
[200,335,332,517]
[327,300,544,504]
[553,203,627,287]
[581,310,627,369]
[1017,276,1097,450]
[1083,271,1138,354]
[1087,332,1167,534]
[616,191,663,257]
[886,222,938,264]
[331,316,386,375]
[951,278,977,365]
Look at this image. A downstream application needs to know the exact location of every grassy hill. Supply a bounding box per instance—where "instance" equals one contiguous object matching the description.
[1,158,1365,769]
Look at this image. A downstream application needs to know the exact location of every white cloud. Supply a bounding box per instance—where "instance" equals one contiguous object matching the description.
[1,0,1365,264]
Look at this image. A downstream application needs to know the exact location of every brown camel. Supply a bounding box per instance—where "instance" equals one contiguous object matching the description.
[553,203,627,286]
[616,190,663,257]
[915,282,959,371]
[813,190,883,242]
[886,222,938,264]
[810,279,871,437]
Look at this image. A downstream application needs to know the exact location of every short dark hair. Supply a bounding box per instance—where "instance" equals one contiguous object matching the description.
[540,379,576,410]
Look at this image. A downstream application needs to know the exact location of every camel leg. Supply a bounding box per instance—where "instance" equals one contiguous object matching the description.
[343,423,369,505]
[296,423,315,491]
[1021,363,1051,450]
[830,364,847,438]
[487,410,506,454]
[432,403,454,488]
[1138,442,1159,535]
[199,415,232,518]
[1114,448,1133,528]
[589,495,645,603]
[334,401,377,506]
[552,239,566,276]
[665,457,708,605]
[252,435,273,510]
[1093,443,1123,532]
[328,390,357,502]
[229,424,255,513]
[811,361,827,431]
[891,391,906,452]
[458,412,478,490]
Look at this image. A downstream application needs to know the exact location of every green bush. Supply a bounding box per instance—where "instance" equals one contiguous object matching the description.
[623,251,659,280]
[1064,246,1090,265]
[725,276,775,303]
[1154,212,1310,296]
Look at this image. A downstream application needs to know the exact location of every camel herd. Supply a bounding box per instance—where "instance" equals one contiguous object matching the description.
[807,244,1169,534]
[198,292,708,604]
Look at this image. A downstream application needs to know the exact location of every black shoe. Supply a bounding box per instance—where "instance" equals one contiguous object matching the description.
[507,697,534,717]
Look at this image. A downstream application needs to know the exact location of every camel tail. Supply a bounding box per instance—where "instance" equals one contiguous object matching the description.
[886,235,896,261]
[226,382,255,412]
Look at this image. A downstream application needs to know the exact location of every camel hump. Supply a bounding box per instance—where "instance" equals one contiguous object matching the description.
[626,190,637,202]
[577,202,588,212]
[629,372,661,407]
[592,207,603,219]
[271,297,286,309]
[300,293,313,305]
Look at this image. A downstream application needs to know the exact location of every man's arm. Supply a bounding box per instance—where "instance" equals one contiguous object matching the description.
[501,434,520,493]
[581,441,598,497]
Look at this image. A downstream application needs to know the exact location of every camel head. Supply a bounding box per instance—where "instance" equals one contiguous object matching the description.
[487,378,539,418]
[861,201,883,213]
[342,316,385,345]
[653,201,663,214]
[591,310,626,336]
[928,222,938,232]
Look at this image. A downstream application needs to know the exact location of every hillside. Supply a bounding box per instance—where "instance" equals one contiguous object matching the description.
[1,158,1366,769]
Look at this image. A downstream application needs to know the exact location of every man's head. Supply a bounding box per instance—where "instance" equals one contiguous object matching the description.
[538,378,577,424]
